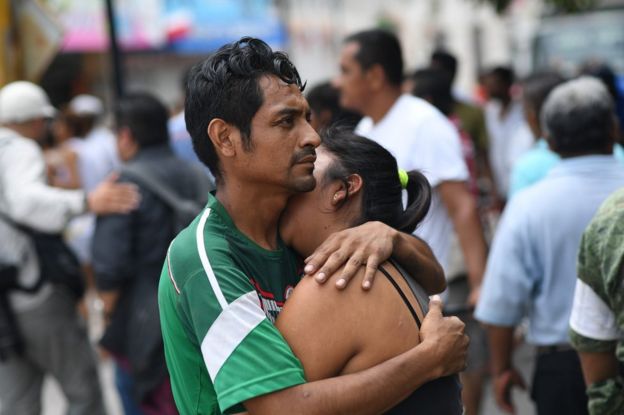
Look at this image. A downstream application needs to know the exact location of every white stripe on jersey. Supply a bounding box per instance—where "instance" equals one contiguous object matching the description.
[201,291,266,380]
[166,244,181,294]
[196,208,229,309]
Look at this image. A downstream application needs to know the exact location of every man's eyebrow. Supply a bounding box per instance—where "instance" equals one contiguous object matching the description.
[275,106,311,117]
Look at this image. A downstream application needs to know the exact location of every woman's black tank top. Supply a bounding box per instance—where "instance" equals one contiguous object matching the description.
[379,260,463,415]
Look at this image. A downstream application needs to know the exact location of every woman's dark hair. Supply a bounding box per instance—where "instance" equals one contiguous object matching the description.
[185,37,304,183]
[321,126,431,233]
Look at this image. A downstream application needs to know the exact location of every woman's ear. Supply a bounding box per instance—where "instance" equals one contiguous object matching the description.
[330,174,363,206]
[207,118,236,158]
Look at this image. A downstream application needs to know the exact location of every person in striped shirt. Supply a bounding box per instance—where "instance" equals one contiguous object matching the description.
[158,37,468,415]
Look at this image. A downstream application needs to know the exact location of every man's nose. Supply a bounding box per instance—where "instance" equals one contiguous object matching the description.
[331,75,341,89]
[301,123,322,148]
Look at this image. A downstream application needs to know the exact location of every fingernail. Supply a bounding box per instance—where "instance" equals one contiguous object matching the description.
[304,264,314,274]
[431,294,441,301]
[336,279,346,288]
[315,272,326,282]
[363,281,371,289]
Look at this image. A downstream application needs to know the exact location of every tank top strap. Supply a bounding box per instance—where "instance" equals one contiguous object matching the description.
[378,264,421,328]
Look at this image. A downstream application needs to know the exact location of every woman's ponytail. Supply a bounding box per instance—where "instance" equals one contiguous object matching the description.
[397,170,431,234]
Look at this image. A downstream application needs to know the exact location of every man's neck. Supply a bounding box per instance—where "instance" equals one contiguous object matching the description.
[215,184,288,251]
[365,87,403,124]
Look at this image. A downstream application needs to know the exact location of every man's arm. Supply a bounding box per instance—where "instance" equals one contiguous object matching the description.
[486,325,526,414]
[438,180,488,305]
[2,138,139,233]
[246,296,468,415]
[303,221,445,294]
[578,350,619,386]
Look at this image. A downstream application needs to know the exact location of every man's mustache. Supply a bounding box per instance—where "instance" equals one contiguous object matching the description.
[292,147,317,164]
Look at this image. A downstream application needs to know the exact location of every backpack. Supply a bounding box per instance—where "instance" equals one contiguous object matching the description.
[0,211,85,299]
[120,163,210,234]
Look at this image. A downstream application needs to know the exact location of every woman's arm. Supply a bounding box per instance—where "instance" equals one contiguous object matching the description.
[246,293,467,415]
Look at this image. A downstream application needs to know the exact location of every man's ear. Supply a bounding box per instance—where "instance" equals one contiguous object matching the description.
[366,64,386,91]
[207,118,237,158]
[118,126,135,147]
[331,174,363,206]
[545,133,557,153]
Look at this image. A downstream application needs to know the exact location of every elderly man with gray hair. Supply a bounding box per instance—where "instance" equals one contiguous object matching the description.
[475,77,624,415]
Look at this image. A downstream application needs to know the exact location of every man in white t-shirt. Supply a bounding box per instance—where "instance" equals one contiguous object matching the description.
[334,29,487,308]
[481,67,533,199]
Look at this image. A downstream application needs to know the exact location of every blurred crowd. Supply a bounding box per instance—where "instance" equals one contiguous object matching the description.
[1,26,623,415]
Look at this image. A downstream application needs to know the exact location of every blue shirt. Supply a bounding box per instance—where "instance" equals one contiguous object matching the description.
[476,155,624,345]
[509,140,624,198]
[508,139,559,198]
[168,111,200,164]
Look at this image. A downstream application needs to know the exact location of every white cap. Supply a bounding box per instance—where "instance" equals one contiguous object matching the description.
[69,94,104,117]
[0,81,56,123]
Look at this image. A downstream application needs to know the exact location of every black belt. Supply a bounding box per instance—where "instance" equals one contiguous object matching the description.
[536,344,575,355]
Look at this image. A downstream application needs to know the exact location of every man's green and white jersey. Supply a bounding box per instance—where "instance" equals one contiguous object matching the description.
[158,193,305,414]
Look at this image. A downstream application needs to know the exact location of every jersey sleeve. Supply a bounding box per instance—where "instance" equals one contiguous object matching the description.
[412,113,469,187]
[177,251,306,413]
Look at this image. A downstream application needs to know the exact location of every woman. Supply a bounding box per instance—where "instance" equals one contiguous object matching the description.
[277,127,463,414]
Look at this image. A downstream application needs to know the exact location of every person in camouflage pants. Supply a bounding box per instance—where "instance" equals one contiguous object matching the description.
[570,186,624,415]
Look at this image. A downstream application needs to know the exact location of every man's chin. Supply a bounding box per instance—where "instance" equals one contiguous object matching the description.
[292,176,316,193]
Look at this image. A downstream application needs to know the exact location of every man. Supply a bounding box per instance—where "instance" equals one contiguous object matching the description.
[306,81,361,132]
[569,187,624,415]
[159,37,468,415]
[481,66,533,200]
[430,49,491,188]
[92,93,212,414]
[0,81,138,414]
[334,29,487,307]
[67,94,120,192]
[509,72,624,199]
[410,66,488,415]
[475,77,624,415]
[507,72,565,198]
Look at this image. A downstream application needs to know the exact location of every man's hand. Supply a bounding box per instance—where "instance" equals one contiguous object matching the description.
[87,173,140,215]
[419,295,469,378]
[304,221,398,290]
[493,367,526,414]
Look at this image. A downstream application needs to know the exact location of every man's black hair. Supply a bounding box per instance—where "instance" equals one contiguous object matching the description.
[306,82,361,129]
[431,50,458,81]
[486,66,515,87]
[185,37,304,182]
[521,71,566,117]
[115,92,169,148]
[344,29,404,87]
[410,68,454,116]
